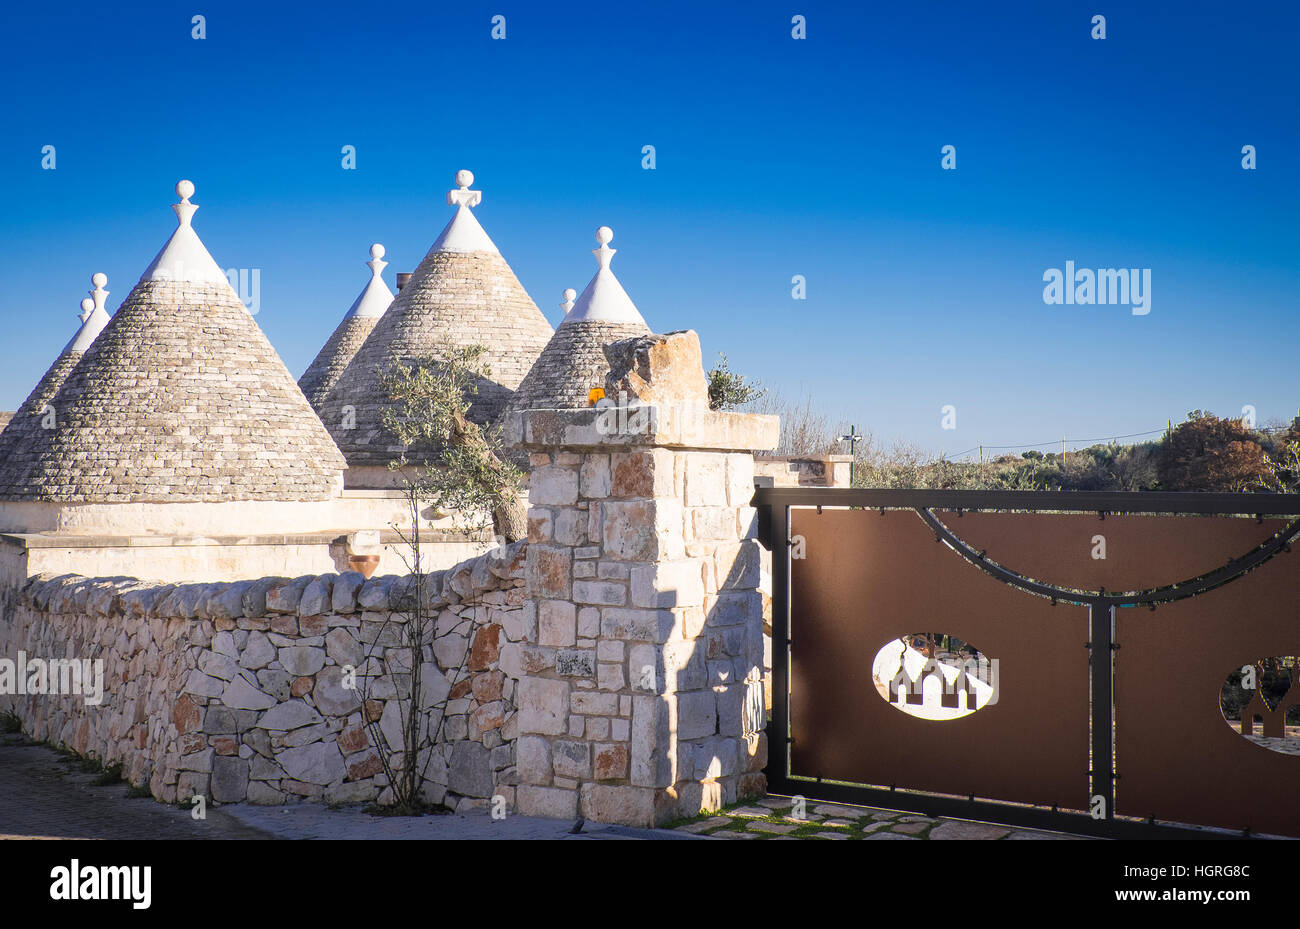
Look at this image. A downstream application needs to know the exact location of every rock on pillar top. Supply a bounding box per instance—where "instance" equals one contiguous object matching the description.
[505,330,779,454]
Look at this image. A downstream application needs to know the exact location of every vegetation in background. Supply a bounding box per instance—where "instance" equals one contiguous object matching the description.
[1156,411,1271,492]
[744,399,1300,493]
[741,389,840,458]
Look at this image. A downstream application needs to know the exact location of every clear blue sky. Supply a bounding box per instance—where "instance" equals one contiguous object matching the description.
[1,0,1296,457]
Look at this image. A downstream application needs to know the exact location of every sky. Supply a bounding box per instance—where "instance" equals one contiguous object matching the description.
[0,0,1296,458]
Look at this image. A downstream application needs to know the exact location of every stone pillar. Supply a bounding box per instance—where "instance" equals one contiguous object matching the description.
[506,401,779,826]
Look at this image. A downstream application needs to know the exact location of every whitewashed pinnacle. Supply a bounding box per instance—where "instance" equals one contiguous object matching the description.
[565,226,647,325]
[141,179,231,286]
[343,242,395,320]
[65,272,112,353]
[431,169,499,255]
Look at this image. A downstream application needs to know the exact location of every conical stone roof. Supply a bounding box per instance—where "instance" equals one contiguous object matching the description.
[0,181,346,503]
[7,273,114,432]
[315,170,553,467]
[299,243,395,408]
[509,227,651,412]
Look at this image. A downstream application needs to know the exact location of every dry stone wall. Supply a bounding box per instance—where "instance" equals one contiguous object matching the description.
[0,542,527,811]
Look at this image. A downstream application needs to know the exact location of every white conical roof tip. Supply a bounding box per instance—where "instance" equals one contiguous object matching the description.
[81,271,110,320]
[66,272,113,353]
[447,169,482,209]
[142,179,229,284]
[593,226,617,271]
[366,243,389,279]
[172,180,199,227]
[433,169,499,254]
[341,242,395,320]
[564,224,647,325]
[561,288,577,313]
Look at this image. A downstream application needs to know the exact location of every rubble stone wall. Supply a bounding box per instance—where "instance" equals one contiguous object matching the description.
[0,542,527,811]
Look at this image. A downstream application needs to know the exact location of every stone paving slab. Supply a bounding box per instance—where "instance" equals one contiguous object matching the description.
[681,794,1094,841]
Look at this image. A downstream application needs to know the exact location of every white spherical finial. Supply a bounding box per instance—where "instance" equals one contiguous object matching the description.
[370,243,386,260]
[595,226,614,246]
[563,288,577,301]
[80,298,95,313]
[455,169,474,189]
[176,179,195,201]
[91,272,107,288]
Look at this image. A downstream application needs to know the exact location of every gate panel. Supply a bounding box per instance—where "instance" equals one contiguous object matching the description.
[946,512,1286,594]
[789,508,1090,809]
[1114,552,1300,836]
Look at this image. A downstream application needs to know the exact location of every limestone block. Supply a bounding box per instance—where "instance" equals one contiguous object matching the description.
[580,783,656,826]
[530,464,579,506]
[279,646,326,677]
[222,675,277,711]
[599,608,678,644]
[356,574,395,612]
[629,560,705,609]
[299,574,337,616]
[256,700,324,731]
[266,576,313,614]
[325,627,362,667]
[277,741,346,786]
[538,600,576,648]
[580,454,611,498]
[572,580,626,607]
[631,695,673,788]
[239,631,276,670]
[602,330,709,406]
[518,785,577,819]
[601,499,683,562]
[448,741,495,798]
[518,677,569,735]
[211,755,249,802]
[331,572,365,613]
[527,544,571,599]
[313,666,361,716]
[714,541,762,591]
[676,691,718,741]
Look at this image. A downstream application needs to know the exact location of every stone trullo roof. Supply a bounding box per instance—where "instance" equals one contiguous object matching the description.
[298,243,395,407]
[7,273,114,431]
[314,170,554,467]
[508,227,651,412]
[0,181,346,503]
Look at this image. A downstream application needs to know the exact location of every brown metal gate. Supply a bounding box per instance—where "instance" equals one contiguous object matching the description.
[758,488,1300,839]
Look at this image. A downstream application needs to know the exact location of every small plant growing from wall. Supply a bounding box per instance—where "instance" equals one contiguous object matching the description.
[352,483,451,814]
[707,352,766,412]
[379,342,527,542]
[355,344,523,813]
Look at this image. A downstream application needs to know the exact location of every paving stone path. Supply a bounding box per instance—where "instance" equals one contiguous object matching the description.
[0,734,272,840]
[671,795,1092,840]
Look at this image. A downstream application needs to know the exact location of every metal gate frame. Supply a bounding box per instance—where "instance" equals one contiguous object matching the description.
[755,487,1300,840]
